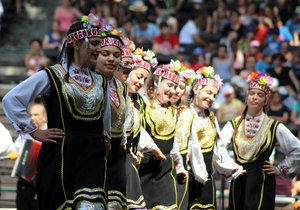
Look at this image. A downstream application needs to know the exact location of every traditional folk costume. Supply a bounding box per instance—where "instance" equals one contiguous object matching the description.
[3,61,108,209]
[173,62,196,210]
[138,64,185,210]
[2,14,110,209]
[124,48,157,210]
[97,28,129,210]
[221,72,300,210]
[188,67,243,210]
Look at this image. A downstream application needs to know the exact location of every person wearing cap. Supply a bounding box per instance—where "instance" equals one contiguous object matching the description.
[138,62,187,209]
[266,52,299,98]
[2,13,109,209]
[95,24,130,209]
[221,71,300,210]
[188,66,244,210]
[168,60,195,210]
[216,84,244,123]
[246,40,263,61]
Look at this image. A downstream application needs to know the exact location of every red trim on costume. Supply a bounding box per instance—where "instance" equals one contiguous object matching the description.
[197,78,219,89]
[122,49,132,58]
[153,68,179,83]
[66,28,102,43]
[101,37,123,49]
[133,60,151,72]
[249,82,270,94]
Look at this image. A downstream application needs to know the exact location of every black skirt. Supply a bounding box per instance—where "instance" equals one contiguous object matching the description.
[126,153,147,210]
[138,153,178,209]
[36,131,107,209]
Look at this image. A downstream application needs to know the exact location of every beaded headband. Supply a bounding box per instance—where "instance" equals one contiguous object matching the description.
[195,66,223,90]
[153,65,179,83]
[66,13,102,43]
[247,71,273,94]
[132,48,158,72]
[100,24,124,49]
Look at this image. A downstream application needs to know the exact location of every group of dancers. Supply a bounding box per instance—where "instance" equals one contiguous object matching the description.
[3,13,300,210]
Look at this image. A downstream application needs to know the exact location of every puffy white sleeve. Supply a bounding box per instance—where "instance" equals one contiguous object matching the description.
[214,118,244,181]
[137,126,158,153]
[188,119,208,183]
[2,70,51,134]
[0,123,15,156]
[275,123,300,178]
[170,139,185,174]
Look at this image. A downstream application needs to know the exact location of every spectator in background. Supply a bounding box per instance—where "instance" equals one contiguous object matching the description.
[152,21,179,63]
[54,0,82,35]
[24,38,51,76]
[252,18,269,46]
[216,84,244,123]
[265,27,282,54]
[280,41,293,65]
[100,3,117,27]
[276,18,293,43]
[246,40,263,61]
[42,20,63,64]
[212,44,234,83]
[255,49,273,73]
[190,47,208,70]
[268,90,290,123]
[131,16,159,49]
[285,8,300,47]
[179,12,208,50]
[266,53,299,98]
[221,9,247,41]
[15,100,47,210]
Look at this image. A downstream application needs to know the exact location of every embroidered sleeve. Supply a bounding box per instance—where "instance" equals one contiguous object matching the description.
[275,123,300,179]
[2,70,51,134]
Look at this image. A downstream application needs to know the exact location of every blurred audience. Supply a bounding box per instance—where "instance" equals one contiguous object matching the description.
[24,38,51,76]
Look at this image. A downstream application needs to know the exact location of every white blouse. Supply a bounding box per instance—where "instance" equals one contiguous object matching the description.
[221,113,300,178]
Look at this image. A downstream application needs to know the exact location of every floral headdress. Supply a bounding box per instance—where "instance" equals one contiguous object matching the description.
[121,37,136,58]
[247,71,273,94]
[66,13,102,43]
[100,23,124,49]
[194,66,223,96]
[132,48,158,72]
[169,60,195,86]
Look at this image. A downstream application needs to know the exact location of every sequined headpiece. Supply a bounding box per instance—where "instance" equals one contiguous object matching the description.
[195,66,223,90]
[169,60,195,86]
[66,13,102,43]
[247,71,273,94]
[100,24,123,49]
[132,48,158,72]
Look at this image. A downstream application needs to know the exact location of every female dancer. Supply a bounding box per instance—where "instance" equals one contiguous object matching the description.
[188,66,243,210]
[3,14,108,209]
[124,48,158,210]
[221,71,300,210]
[169,60,195,210]
[95,25,128,209]
[138,62,188,209]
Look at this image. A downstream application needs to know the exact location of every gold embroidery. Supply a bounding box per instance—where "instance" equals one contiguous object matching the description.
[145,106,176,140]
[194,115,216,153]
[175,108,194,154]
[234,116,275,163]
